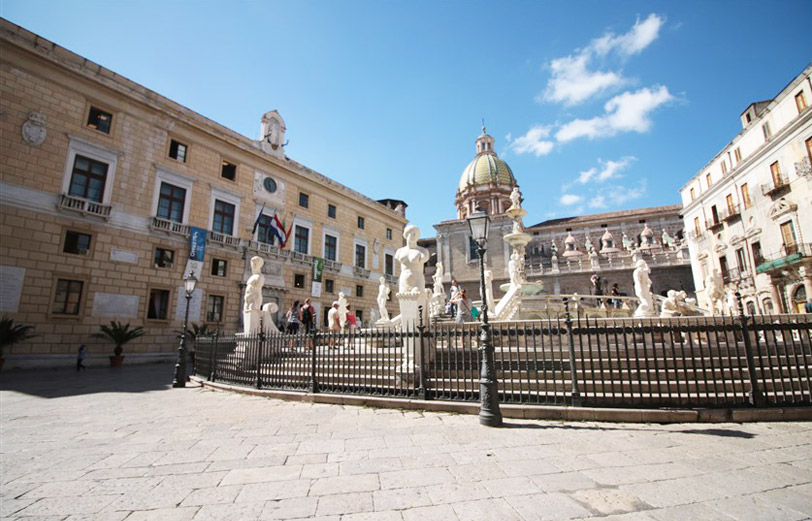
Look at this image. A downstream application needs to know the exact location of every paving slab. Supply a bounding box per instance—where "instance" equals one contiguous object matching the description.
[2,364,811,520]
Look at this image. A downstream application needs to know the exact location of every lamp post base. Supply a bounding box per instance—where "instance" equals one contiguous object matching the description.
[479,379,503,427]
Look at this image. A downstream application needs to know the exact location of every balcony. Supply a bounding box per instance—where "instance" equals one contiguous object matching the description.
[705,219,724,233]
[353,266,371,279]
[208,231,241,248]
[150,216,190,237]
[58,194,112,220]
[323,259,342,273]
[795,156,811,177]
[761,175,790,197]
[384,273,396,285]
[247,240,290,260]
[755,242,812,274]
[686,230,704,241]
[291,252,314,266]
[720,204,741,223]
[726,267,754,289]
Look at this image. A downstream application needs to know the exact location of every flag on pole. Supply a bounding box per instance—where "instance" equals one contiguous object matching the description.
[251,203,266,236]
[271,212,290,248]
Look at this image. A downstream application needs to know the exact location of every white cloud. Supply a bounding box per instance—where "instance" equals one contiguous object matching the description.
[509,125,555,157]
[560,194,583,206]
[589,195,607,208]
[570,157,635,188]
[541,53,624,106]
[606,184,647,205]
[539,14,664,107]
[555,86,673,142]
[577,167,598,184]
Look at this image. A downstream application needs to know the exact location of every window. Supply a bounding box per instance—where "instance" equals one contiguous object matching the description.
[53,279,83,315]
[63,231,91,255]
[780,221,797,249]
[211,258,227,277]
[734,147,742,163]
[299,192,309,208]
[256,214,274,245]
[356,310,363,323]
[294,225,309,254]
[694,217,701,236]
[294,273,305,289]
[710,205,719,225]
[770,161,783,185]
[752,241,764,266]
[147,289,170,319]
[156,182,186,223]
[741,183,752,209]
[721,161,728,174]
[706,173,712,188]
[68,155,108,202]
[386,228,392,240]
[221,161,237,181]
[689,188,695,201]
[154,247,174,268]
[469,237,479,260]
[356,285,364,297]
[725,194,735,214]
[762,122,772,141]
[385,253,394,276]
[212,200,235,235]
[796,91,808,113]
[169,139,188,162]
[719,256,729,281]
[86,107,112,134]
[325,279,334,293]
[327,204,336,219]
[736,248,747,272]
[324,234,337,261]
[355,244,366,268]
[206,295,224,323]
[806,137,812,161]
[357,216,365,230]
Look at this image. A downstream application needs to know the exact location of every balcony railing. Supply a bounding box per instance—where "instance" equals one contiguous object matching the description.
[59,194,112,220]
[686,230,704,241]
[384,273,396,285]
[720,204,741,222]
[756,242,812,273]
[353,266,371,279]
[208,231,241,248]
[150,216,190,237]
[705,219,724,233]
[323,259,342,273]
[795,156,811,177]
[761,175,790,197]
[247,241,290,260]
[291,252,314,265]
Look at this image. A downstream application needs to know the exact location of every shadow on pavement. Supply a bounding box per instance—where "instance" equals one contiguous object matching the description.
[501,422,757,438]
[0,363,186,399]
[675,428,756,439]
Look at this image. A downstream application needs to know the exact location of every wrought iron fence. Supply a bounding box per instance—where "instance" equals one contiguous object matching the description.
[195,308,812,409]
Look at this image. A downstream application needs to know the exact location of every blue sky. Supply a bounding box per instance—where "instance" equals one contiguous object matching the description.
[3,1,811,235]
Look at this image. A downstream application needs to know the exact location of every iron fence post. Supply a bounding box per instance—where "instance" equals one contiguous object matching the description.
[737,291,766,407]
[211,331,218,382]
[208,334,215,381]
[417,305,427,401]
[255,323,264,390]
[564,298,582,406]
[310,329,319,393]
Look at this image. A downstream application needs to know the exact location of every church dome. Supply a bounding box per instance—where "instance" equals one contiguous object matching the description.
[458,153,516,192]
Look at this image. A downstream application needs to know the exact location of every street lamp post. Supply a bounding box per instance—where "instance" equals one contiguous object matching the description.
[173,271,198,388]
[467,208,503,427]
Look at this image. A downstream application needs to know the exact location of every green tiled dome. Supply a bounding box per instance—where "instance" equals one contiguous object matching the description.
[458,153,516,192]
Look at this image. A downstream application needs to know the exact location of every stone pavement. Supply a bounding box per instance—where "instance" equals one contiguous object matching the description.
[1,364,811,521]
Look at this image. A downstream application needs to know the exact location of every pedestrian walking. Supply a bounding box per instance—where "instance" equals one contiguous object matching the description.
[449,279,459,317]
[346,304,357,333]
[285,300,301,334]
[299,298,316,350]
[327,301,340,349]
[76,344,86,371]
[453,289,472,324]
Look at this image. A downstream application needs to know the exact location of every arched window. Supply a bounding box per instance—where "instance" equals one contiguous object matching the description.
[762,298,774,314]
[792,285,807,313]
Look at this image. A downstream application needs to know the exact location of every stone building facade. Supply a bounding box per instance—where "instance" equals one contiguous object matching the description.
[679,63,812,314]
[0,20,406,367]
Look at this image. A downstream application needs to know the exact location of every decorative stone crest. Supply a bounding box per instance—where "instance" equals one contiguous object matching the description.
[21,111,47,146]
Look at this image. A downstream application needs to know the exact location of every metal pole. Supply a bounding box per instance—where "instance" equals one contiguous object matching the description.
[310,328,319,393]
[564,298,582,406]
[477,244,502,427]
[737,291,766,407]
[417,305,427,401]
[173,292,191,388]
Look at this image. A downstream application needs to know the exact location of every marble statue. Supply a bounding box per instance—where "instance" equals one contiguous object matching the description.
[677,290,698,315]
[622,233,634,252]
[512,219,523,234]
[584,235,594,254]
[377,276,390,321]
[432,262,445,296]
[550,240,558,256]
[725,289,738,316]
[660,290,680,318]
[508,251,522,287]
[509,186,522,210]
[483,267,495,311]
[395,225,430,294]
[633,258,655,317]
[337,291,349,330]
[662,229,675,249]
[705,270,725,314]
[243,256,265,334]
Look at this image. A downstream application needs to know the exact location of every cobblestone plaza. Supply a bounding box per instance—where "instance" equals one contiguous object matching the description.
[2,364,811,520]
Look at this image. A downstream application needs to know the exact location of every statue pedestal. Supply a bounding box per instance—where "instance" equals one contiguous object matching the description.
[505,206,527,221]
[396,289,430,382]
[503,231,531,249]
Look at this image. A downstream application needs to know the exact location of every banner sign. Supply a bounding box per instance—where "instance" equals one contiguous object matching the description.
[189,227,207,262]
[311,257,324,298]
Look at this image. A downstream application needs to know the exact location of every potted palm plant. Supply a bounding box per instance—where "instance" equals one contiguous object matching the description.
[97,321,145,367]
[0,316,36,370]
